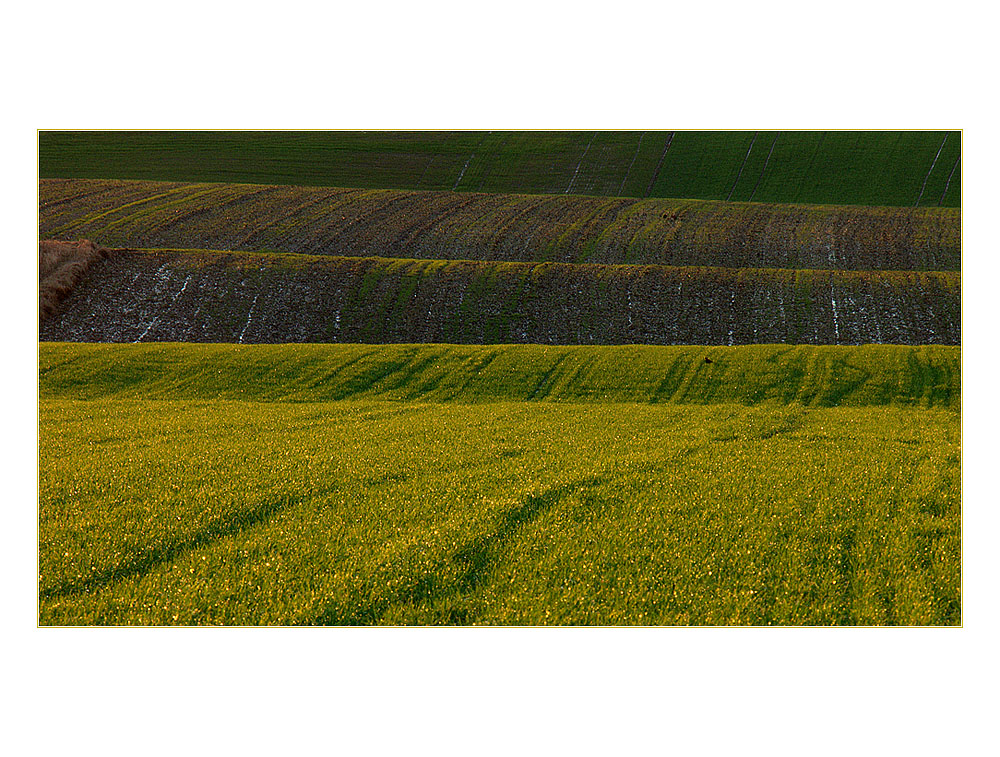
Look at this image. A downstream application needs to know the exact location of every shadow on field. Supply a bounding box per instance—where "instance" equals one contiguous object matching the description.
[312,475,606,625]
[40,495,302,602]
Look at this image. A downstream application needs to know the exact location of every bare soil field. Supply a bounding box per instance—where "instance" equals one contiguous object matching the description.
[39,248,960,346]
[39,179,960,272]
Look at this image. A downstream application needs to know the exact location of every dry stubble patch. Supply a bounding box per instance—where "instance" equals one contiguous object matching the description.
[38,239,111,321]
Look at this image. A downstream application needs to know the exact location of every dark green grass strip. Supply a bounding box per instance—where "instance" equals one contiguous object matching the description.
[38,342,960,409]
[39,130,962,207]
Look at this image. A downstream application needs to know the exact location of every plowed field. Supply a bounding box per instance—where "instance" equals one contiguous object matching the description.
[40,179,960,271]
[38,249,960,346]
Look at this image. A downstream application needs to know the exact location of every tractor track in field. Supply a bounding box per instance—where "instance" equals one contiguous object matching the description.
[644,132,674,198]
[39,495,303,603]
[727,132,758,201]
[939,156,960,207]
[748,132,780,202]
[452,132,490,191]
[916,133,949,207]
[565,132,598,194]
[618,131,646,196]
[312,474,608,625]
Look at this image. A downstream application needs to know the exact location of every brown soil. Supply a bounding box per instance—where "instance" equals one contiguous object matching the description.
[38,239,110,322]
[39,248,960,347]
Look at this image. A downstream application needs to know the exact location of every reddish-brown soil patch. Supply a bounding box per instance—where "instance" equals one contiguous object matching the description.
[39,239,111,322]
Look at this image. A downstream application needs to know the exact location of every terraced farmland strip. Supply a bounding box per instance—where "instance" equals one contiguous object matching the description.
[38,342,960,408]
[39,179,961,271]
[39,248,961,346]
[38,131,962,207]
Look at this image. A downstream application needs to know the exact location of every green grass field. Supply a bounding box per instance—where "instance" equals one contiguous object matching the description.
[38,343,960,625]
[38,131,961,207]
[37,130,963,626]
[40,343,959,407]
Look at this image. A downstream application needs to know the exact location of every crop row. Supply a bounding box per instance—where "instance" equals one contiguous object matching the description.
[39,179,960,271]
[38,131,962,207]
[40,249,961,347]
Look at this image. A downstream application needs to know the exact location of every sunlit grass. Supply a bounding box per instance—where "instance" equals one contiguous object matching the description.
[38,343,960,625]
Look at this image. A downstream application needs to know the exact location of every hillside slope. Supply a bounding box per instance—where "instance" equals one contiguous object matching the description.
[39,179,960,271]
[39,249,960,346]
[38,131,962,207]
